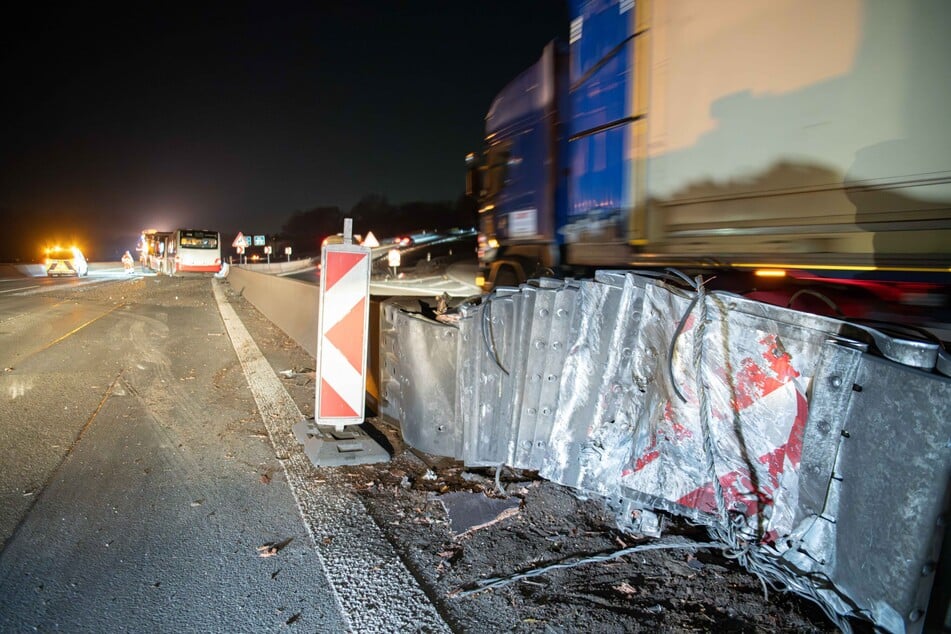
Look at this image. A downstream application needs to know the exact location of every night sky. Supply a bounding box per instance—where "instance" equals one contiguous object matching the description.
[0,2,567,261]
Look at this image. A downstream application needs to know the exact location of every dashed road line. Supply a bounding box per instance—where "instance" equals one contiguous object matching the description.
[13,278,111,296]
[0,286,38,294]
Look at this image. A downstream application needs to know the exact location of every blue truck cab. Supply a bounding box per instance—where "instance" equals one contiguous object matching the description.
[470,0,951,326]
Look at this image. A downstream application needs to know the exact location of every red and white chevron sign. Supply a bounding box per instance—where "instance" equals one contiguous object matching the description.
[316,243,371,427]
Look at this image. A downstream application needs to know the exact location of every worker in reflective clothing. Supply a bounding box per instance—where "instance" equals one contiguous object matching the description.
[121,250,135,273]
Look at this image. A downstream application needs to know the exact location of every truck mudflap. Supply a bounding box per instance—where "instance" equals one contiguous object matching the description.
[379,271,951,633]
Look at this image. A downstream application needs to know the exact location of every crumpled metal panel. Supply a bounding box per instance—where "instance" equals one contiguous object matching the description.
[774,350,951,633]
[459,288,520,466]
[535,277,622,487]
[843,321,944,371]
[379,299,463,459]
[507,278,571,470]
[790,341,864,529]
[399,316,462,459]
[456,280,581,470]
[502,284,539,468]
[378,301,403,424]
[617,282,854,539]
[383,272,951,632]
[525,280,580,471]
[540,272,646,495]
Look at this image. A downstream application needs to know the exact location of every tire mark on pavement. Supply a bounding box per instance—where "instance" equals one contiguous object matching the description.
[0,370,124,555]
[9,303,127,368]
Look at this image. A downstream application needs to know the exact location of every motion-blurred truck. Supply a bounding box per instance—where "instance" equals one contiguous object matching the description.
[470,0,951,326]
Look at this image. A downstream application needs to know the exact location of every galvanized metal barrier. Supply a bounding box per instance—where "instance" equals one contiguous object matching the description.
[380,271,951,633]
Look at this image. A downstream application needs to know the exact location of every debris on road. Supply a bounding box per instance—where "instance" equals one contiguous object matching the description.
[278,368,315,386]
[257,538,293,558]
[258,544,279,558]
[437,491,521,537]
[614,581,637,597]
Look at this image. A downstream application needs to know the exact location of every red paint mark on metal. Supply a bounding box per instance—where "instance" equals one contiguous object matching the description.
[758,391,808,490]
[676,390,809,538]
[634,450,661,472]
[632,403,696,473]
[730,335,800,412]
[670,422,693,441]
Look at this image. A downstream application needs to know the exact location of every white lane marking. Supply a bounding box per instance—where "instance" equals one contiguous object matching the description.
[212,279,450,634]
[13,278,113,296]
[0,285,39,294]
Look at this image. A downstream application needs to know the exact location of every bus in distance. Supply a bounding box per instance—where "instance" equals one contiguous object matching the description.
[139,228,221,275]
[174,229,221,273]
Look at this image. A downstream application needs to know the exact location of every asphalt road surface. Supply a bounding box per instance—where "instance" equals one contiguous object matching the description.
[0,266,446,632]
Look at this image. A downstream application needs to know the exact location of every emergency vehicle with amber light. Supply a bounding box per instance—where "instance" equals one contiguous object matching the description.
[44,246,88,277]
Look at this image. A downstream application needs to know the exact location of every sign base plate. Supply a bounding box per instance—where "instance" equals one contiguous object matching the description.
[292,418,390,466]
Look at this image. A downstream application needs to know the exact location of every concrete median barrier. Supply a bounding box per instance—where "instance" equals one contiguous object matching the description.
[234,258,317,276]
[227,266,319,356]
[226,266,381,404]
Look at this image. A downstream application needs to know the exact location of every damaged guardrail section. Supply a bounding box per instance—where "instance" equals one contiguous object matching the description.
[380,271,951,633]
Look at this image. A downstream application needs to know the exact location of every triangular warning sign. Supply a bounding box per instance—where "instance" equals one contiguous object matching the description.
[325,297,366,373]
[319,378,359,418]
[324,251,366,291]
[232,232,245,248]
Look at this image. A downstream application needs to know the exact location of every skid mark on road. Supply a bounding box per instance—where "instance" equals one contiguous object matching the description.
[44,303,126,349]
[3,302,126,371]
[1,370,124,554]
[212,279,450,634]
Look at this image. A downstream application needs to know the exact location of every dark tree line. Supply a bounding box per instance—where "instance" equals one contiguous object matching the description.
[278,194,477,254]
